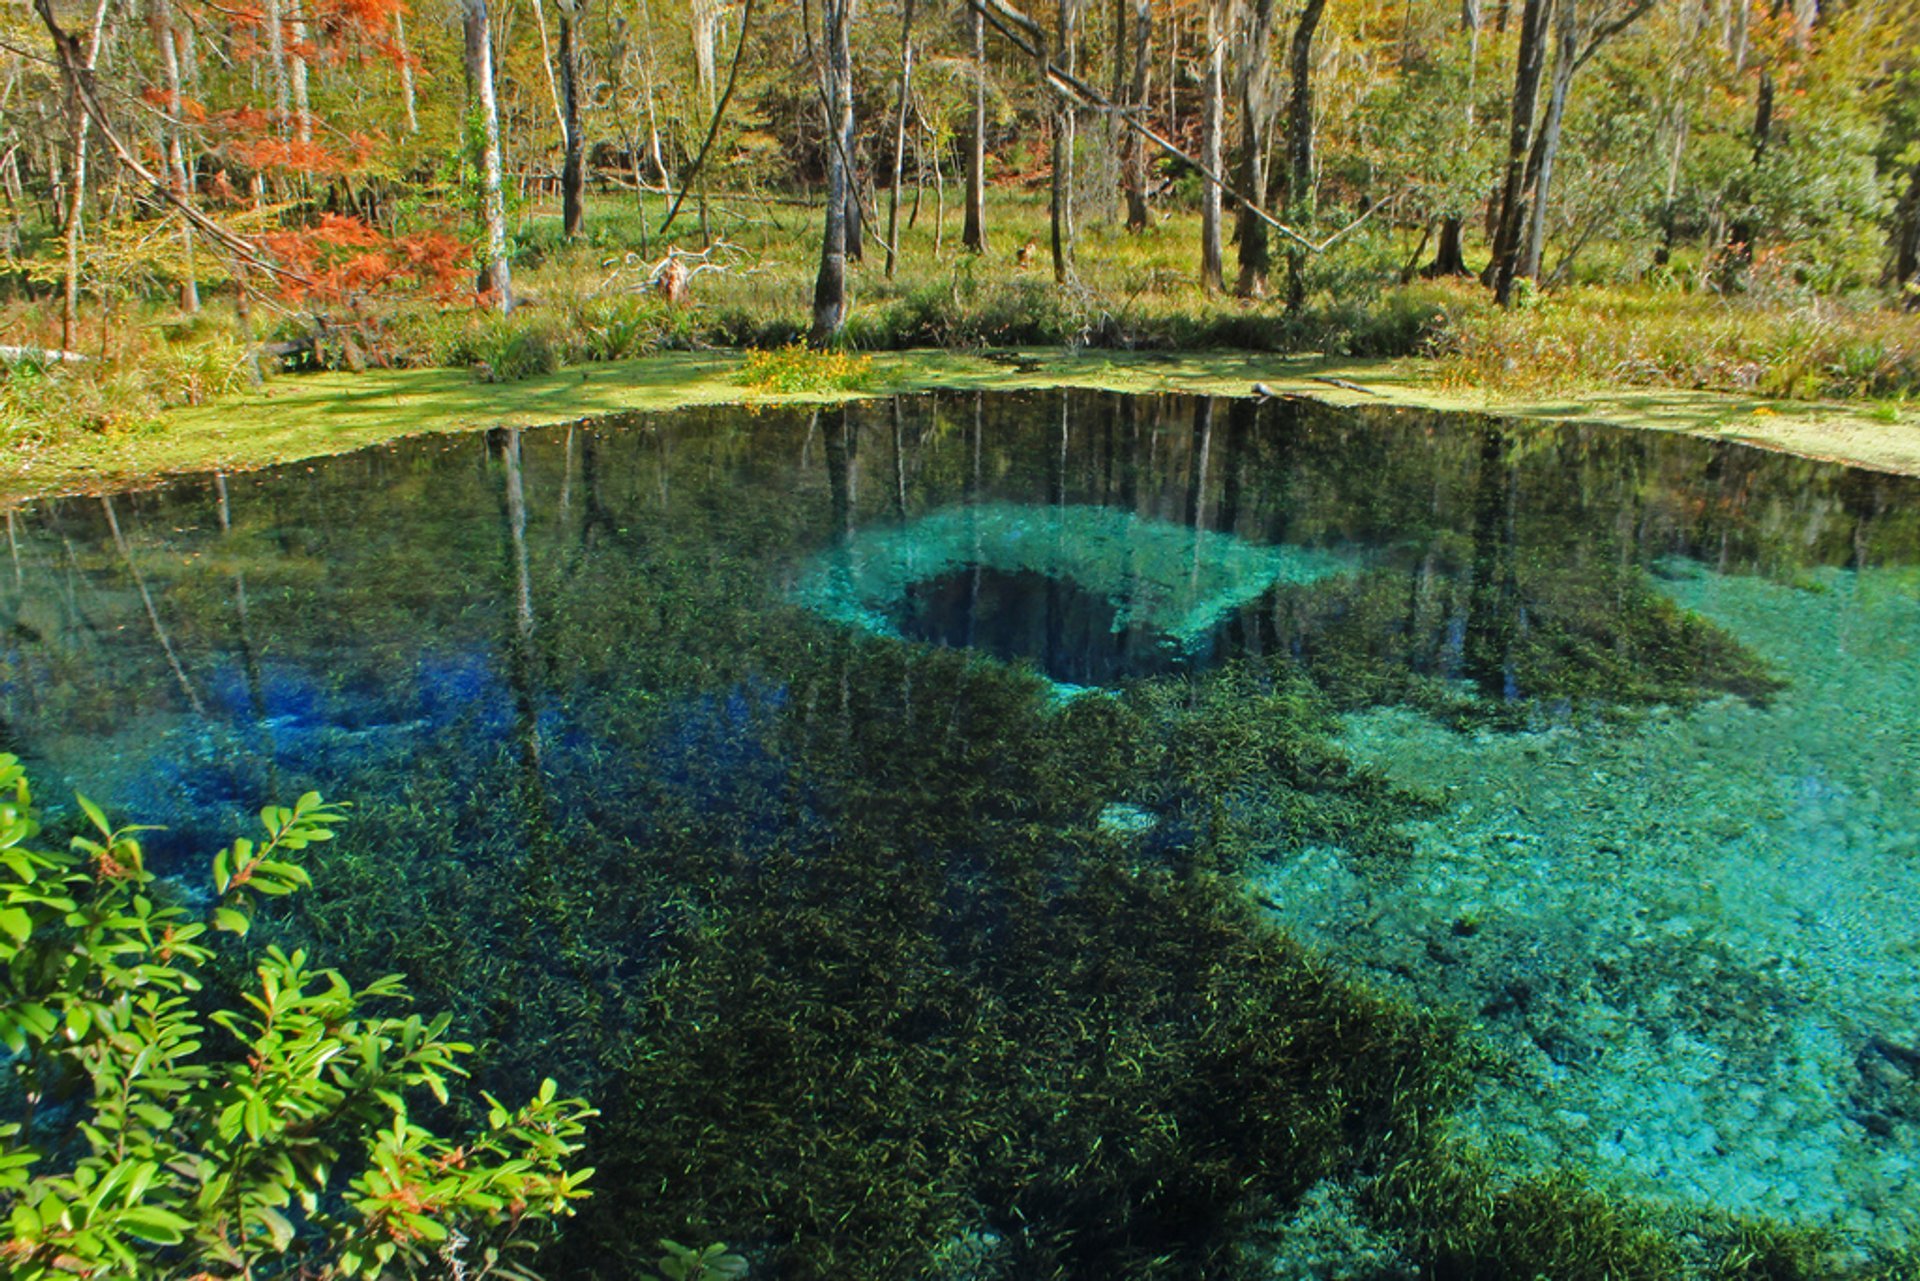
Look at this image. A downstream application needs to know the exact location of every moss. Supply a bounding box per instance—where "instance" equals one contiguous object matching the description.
[10,346,1920,506]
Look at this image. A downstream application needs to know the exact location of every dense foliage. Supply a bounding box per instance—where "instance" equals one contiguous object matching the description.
[0,756,594,1279]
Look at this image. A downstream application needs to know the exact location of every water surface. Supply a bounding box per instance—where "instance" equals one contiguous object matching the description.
[4,392,1918,1271]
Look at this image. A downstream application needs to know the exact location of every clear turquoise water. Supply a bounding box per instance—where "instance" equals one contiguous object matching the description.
[4,392,1917,1271]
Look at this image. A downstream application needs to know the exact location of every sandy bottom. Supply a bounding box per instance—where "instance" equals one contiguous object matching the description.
[1257,562,1920,1242]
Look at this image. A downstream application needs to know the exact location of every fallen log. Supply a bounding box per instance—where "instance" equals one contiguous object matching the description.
[0,345,89,365]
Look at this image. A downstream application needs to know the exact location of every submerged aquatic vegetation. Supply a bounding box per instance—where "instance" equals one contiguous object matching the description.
[5,391,1896,1277]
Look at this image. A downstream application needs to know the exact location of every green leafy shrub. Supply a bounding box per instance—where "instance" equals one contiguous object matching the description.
[0,755,594,1279]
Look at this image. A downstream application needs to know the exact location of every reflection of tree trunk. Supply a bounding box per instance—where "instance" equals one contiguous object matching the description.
[102,497,205,714]
[891,397,909,522]
[1186,398,1213,528]
[214,475,268,724]
[1119,395,1141,511]
[963,4,989,253]
[498,429,542,775]
[1216,396,1248,534]
[1464,429,1518,697]
[1048,393,1070,507]
[824,408,857,538]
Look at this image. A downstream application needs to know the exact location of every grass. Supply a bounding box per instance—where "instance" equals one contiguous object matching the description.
[4,189,1919,497]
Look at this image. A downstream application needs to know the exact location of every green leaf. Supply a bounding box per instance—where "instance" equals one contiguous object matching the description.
[0,906,30,946]
[76,793,111,838]
[213,907,251,936]
[116,1205,190,1246]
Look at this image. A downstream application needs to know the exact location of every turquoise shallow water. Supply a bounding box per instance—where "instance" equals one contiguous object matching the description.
[1263,562,1920,1239]
[3,392,1918,1273]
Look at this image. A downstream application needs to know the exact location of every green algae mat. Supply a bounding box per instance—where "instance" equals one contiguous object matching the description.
[6,390,1919,1277]
[8,348,1920,502]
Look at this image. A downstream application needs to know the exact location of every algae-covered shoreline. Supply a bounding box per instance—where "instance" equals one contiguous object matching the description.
[6,347,1919,503]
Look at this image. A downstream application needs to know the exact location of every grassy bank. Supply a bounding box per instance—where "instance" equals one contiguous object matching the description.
[5,193,1919,499]
[6,345,1920,503]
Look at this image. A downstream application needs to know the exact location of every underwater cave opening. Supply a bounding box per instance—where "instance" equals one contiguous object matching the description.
[891,564,1232,686]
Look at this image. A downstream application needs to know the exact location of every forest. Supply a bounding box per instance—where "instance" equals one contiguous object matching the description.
[0,0,1917,447]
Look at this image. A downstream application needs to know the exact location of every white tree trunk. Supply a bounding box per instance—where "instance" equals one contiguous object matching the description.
[464,0,514,310]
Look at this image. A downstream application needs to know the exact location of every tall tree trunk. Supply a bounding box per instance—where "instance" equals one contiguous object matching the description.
[1122,0,1152,230]
[1425,0,1478,276]
[963,3,989,252]
[289,11,312,143]
[811,0,854,344]
[691,0,719,113]
[151,0,200,312]
[1234,0,1279,298]
[1722,60,1774,285]
[58,0,111,351]
[464,0,514,309]
[1518,0,1576,283]
[395,10,418,133]
[1280,0,1327,312]
[1425,215,1469,275]
[884,0,917,278]
[1892,157,1920,308]
[559,0,587,237]
[1050,0,1081,283]
[265,0,289,130]
[1199,0,1224,291]
[1486,0,1551,305]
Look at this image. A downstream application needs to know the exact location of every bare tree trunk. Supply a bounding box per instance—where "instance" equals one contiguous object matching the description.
[1200,0,1224,291]
[266,0,289,131]
[464,0,514,309]
[559,0,587,237]
[811,0,854,344]
[1425,0,1479,277]
[1281,0,1327,311]
[691,0,719,113]
[1050,0,1080,283]
[1894,158,1920,308]
[1425,215,1469,275]
[289,11,312,143]
[1487,0,1551,305]
[151,0,199,312]
[1122,0,1152,230]
[963,3,989,252]
[884,0,917,278]
[1722,53,1774,285]
[395,10,419,133]
[1234,0,1279,298]
[1518,0,1576,284]
[58,0,111,351]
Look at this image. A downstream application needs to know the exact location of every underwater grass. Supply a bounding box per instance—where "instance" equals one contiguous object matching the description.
[36,394,1902,1278]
